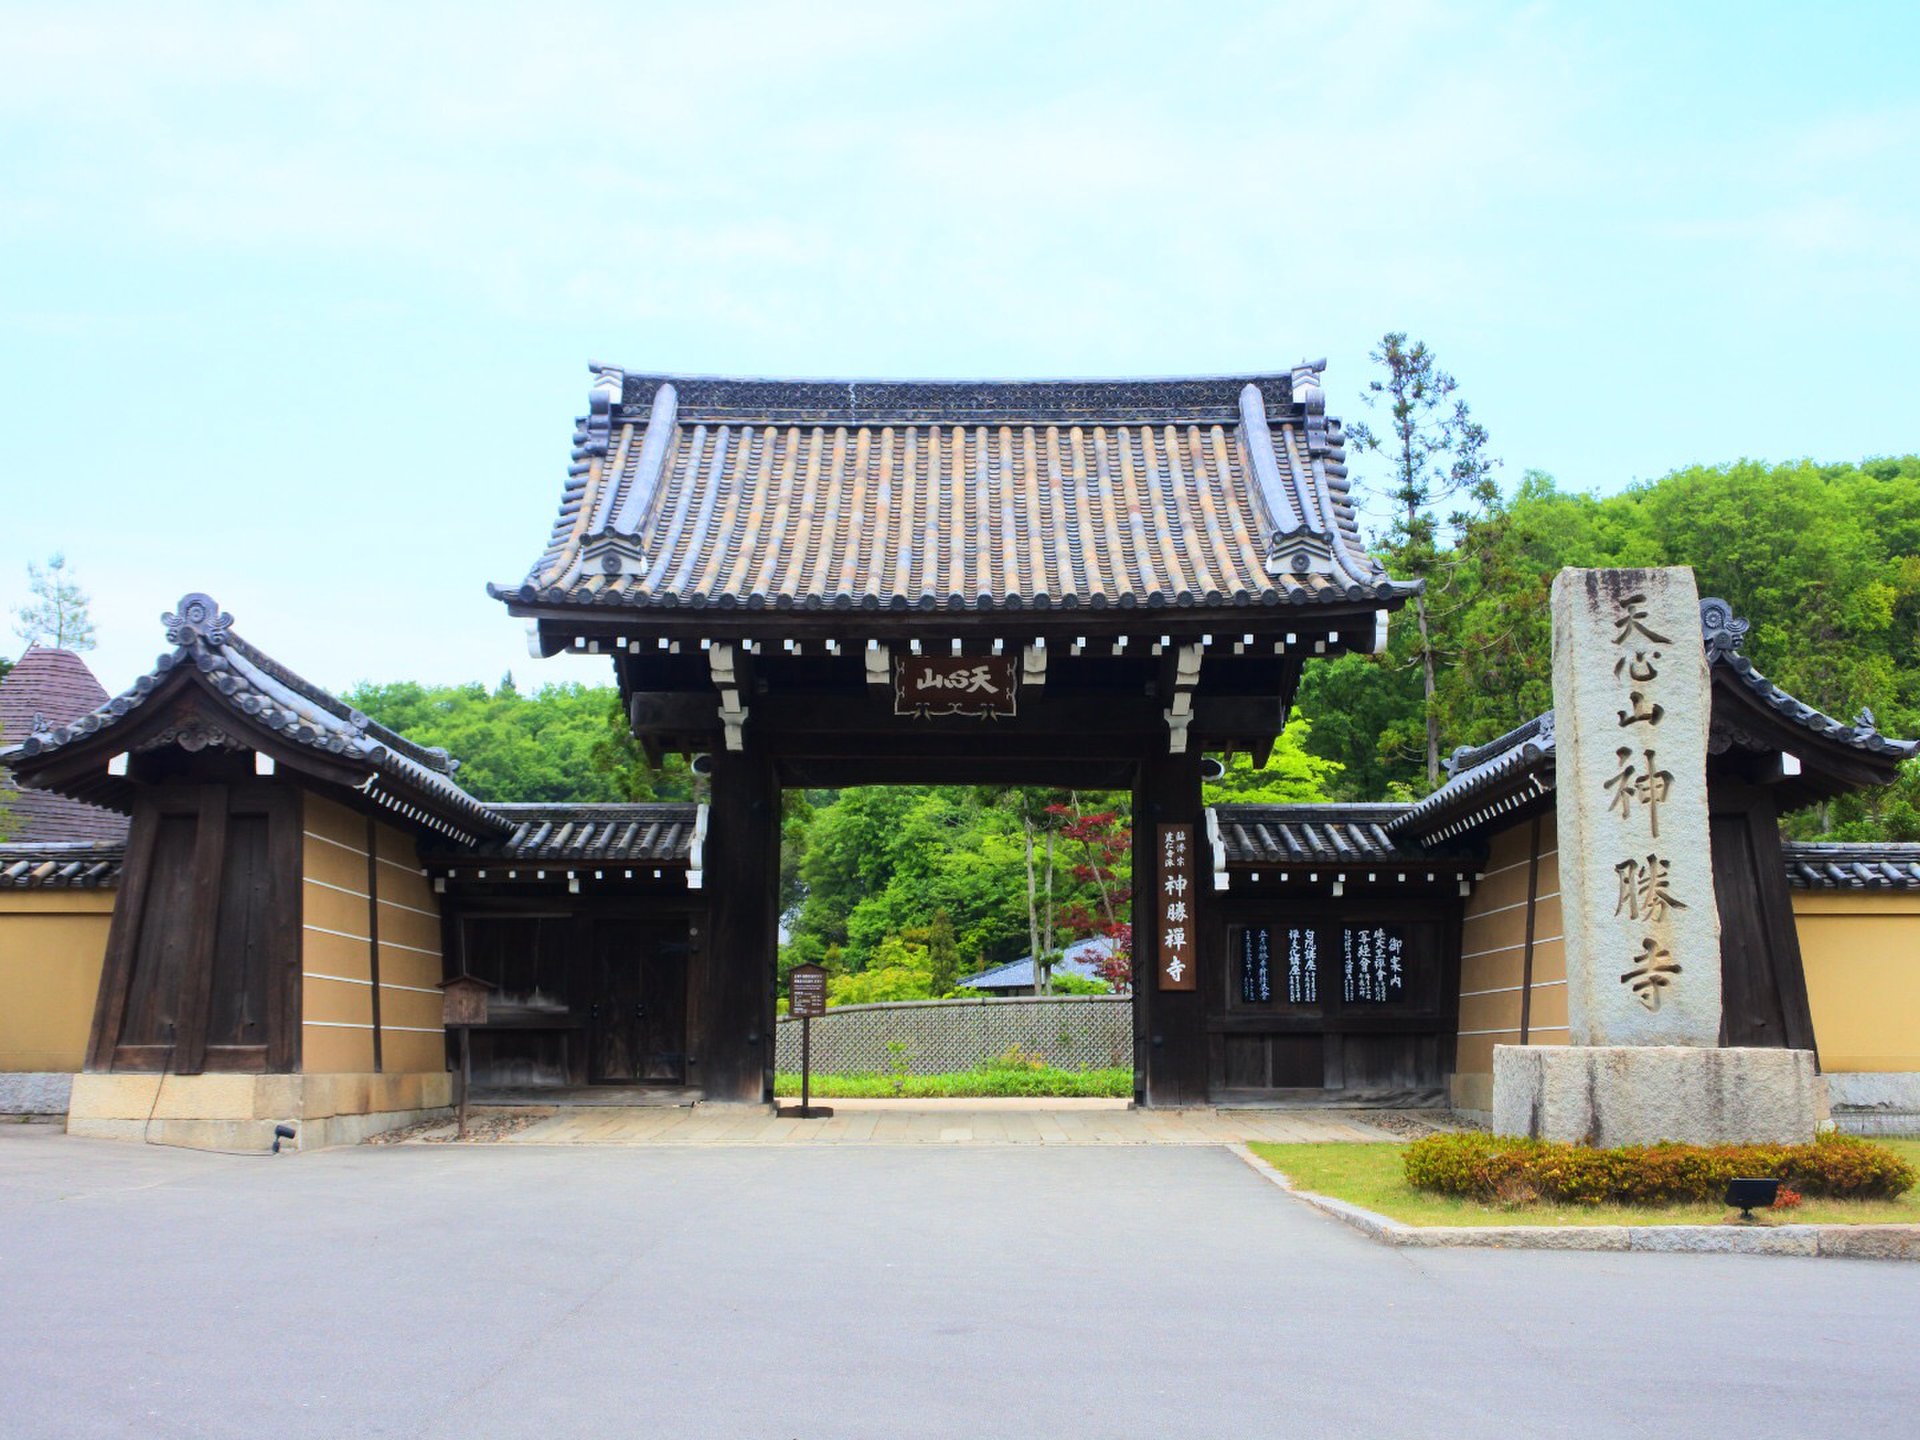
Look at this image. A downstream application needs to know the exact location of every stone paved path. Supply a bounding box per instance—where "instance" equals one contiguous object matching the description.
[8,1129,1915,1439]
[432,1099,1402,1146]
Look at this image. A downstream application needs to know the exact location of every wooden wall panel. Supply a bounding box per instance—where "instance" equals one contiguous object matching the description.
[303,1023,375,1073]
[304,974,375,1026]
[1453,814,1562,1101]
[300,793,377,1074]
[299,796,445,1077]
[383,1030,445,1075]
[1793,891,1920,1072]
[302,926,372,983]
[1458,987,1524,1036]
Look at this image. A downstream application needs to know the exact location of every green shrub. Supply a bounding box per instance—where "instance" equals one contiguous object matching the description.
[1404,1131,1916,1206]
[977,1044,1050,1074]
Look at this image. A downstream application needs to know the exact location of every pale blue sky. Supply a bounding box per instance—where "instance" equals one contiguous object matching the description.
[3,1,1916,695]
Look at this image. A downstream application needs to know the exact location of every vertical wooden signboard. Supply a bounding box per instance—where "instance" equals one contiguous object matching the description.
[438,974,495,1139]
[1156,825,1196,991]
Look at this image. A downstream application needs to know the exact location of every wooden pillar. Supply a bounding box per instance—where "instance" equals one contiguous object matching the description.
[699,740,779,1103]
[1133,747,1208,1107]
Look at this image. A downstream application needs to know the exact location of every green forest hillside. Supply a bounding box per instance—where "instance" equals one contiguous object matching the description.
[1301,455,1920,839]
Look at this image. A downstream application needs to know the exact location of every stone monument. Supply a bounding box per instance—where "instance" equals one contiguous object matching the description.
[1492,567,1825,1145]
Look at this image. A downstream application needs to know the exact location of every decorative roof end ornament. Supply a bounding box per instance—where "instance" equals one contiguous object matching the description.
[1266,524,1337,579]
[571,363,624,470]
[580,532,652,579]
[1240,382,1333,577]
[162,593,232,650]
[1699,597,1750,660]
[1291,358,1329,455]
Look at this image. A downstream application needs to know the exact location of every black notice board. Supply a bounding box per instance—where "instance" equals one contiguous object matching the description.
[1240,927,1272,1003]
[1285,926,1319,1004]
[1341,925,1407,1003]
[1243,926,1318,1005]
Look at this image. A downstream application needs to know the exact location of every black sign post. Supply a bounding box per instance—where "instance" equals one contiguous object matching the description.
[779,963,833,1119]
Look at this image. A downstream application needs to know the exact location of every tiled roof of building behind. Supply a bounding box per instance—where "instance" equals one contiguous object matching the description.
[0,647,130,843]
[495,364,1416,617]
[958,936,1116,991]
[1214,804,1483,868]
[0,840,124,888]
[1781,842,1920,890]
[0,646,108,741]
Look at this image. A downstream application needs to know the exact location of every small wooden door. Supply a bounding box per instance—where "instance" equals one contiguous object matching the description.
[589,922,689,1083]
[1710,788,1818,1054]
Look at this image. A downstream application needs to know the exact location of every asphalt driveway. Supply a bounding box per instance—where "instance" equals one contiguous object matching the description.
[1,1126,1915,1439]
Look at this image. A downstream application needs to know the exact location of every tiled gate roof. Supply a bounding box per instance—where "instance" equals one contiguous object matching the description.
[494,364,1415,616]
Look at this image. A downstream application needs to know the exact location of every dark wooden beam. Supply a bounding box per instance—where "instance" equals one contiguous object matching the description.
[698,739,778,1103]
[775,756,1140,789]
[1135,746,1208,1107]
[365,813,383,1075]
[514,605,1396,650]
[628,690,1291,743]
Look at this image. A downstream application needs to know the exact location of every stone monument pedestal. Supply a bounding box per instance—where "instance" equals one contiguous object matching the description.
[1492,1045,1827,1146]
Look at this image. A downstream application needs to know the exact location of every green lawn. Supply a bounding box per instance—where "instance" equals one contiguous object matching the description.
[772,1066,1132,1099]
[1247,1138,1920,1228]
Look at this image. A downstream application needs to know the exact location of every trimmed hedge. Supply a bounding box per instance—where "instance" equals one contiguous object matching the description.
[1404,1131,1916,1206]
[772,1066,1133,1099]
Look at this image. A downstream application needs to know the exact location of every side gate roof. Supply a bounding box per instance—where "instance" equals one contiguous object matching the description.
[2,595,512,846]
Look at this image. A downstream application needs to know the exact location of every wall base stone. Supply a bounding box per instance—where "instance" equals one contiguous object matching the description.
[1449,1071,1493,1117]
[1492,1044,1826,1146]
[0,1072,74,1116]
[65,1071,453,1151]
[1825,1072,1920,1136]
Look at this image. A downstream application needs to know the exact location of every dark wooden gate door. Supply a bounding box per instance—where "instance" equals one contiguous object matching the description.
[589,922,689,1084]
[1710,790,1818,1054]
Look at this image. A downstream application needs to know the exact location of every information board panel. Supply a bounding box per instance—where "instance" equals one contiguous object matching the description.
[1341,925,1407,1003]
[788,963,828,1018]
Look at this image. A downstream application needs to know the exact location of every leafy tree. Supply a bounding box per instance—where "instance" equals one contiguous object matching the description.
[345,680,692,804]
[782,785,1127,985]
[1044,969,1111,995]
[1202,710,1343,804]
[919,909,963,997]
[12,553,97,651]
[1294,450,1920,838]
[1091,922,1133,993]
[826,933,935,1006]
[1348,335,1498,785]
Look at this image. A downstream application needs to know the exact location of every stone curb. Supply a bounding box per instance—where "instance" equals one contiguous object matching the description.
[1226,1144,1920,1261]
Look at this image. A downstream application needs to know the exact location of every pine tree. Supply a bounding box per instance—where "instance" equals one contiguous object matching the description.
[12,553,97,652]
[1348,335,1498,786]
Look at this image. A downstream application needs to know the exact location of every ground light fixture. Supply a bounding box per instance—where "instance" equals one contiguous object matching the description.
[1724,1177,1780,1221]
[271,1124,297,1155]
